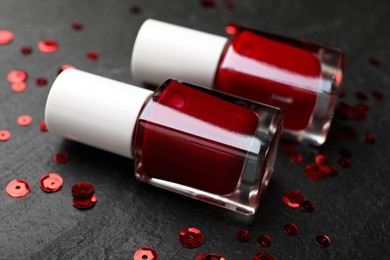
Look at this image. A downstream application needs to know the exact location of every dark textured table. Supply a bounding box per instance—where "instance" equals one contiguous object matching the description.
[1,0,389,259]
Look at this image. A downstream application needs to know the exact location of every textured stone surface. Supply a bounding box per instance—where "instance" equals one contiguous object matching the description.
[0,0,389,259]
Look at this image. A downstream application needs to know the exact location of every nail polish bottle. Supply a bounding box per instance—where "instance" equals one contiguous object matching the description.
[131,19,345,146]
[45,69,283,215]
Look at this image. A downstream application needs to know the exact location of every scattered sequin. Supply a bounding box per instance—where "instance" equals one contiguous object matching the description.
[72,194,97,209]
[225,23,239,35]
[315,154,328,165]
[372,89,383,100]
[329,166,338,176]
[301,200,315,212]
[7,70,28,83]
[40,173,63,193]
[196,254,225,260]
[283,223,298,236]
[200,0,216,8]
[53,152,69,164]
[304,164,325,180]
[315,235,330,248]
[36,77,48,86]
[39,121,48,132]
[58,64,75,74]
[133,247,158,260]
[235,229,250,242]
[0,30,13,44]
[87,51,99,60]
[289,153,303,164]
[38,39,58,53]
[338,157,351,168]
[6,179,30,198]
[179,227,204,248]
[363,133,376,143]
[282,190,304,208]
[72,22,83,31]
[21,46,32,55]
[252,252,274,260]
[256,235,272,248]
[17,115,32,126]
[71,182,94,200]
[11,82,27,93]
[0,130,12,141]
[129,6,142,14]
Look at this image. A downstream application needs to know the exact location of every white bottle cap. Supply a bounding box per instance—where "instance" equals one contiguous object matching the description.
[45,69,153,158]
[131,19,228,88]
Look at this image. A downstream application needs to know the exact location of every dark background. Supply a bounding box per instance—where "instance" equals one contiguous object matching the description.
[1,0,390,259]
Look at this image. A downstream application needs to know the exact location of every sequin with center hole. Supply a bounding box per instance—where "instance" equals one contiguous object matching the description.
[72,22,83,31]
[315,154,328,165]
[338,157,351,168]
[72,194,97,209]
[87,51,99,60]
[196,254,225,260]
[315,235,330,248]
[38,39,58,53]
[364,134,376,143]
[17,115,32,126]
[289,153,303,164]
[40,173,63,193]
[252,252,275,260]
[282,190,304,208]
[235,229,250,242]
[71,182,94,200]
[21,46,32,55]
[58,64,75,74]
[301,200,315,212]
[304,163,326,180]
[6,180,30,198]
[0,30,13,44]
[179,227,204,248]
[256,235,272,248]
[39,121,48,132]
[283,223,298,236]
[0,130,12,141]
[36,77,48,86]
[11,82,27,93]
[133,247,158,260]
[53,152,69,164]
[7,70,28,83]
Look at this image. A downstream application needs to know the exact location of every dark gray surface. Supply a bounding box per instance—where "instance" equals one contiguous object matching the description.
[1,0,390,259]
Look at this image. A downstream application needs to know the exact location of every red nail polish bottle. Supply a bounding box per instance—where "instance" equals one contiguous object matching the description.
[45,69,283,215]
[131,19,345,146]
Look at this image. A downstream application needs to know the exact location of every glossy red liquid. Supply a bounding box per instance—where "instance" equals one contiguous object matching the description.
[134,81,259,195]
[215,30,321,131]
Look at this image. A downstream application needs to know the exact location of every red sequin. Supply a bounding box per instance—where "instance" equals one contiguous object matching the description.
[282,190,304,208]
[283,223,298,236]
[129,6,142,14]
[196,254,225,260]
[36,77,48,86]
[315,235,330,248]
[329,166,338,176]
[87,51,99,60]
[133,247,158,260]
[301,200,315,212]
[252,252,275,260]
[6,180,30,198]
[39,121,48,132]
[7,70,28,83]
[289,153,303,164]
[58,64,75,74]
[200,0,216,8]
[315,154,328,165]
[338,157,351,168]
[363,134,376,143]
[304,164,326,180]
[0,130,12,141]
[372,89,383,100]
[0,30,13,44]
[38,39,58,53]
[53,152,69,164]
[21,46,32,55]
[256,235,272,248]
[72,22,83,31]
[179,227,204,248]
[225,23,239,35]
[71,182,94,200]
[11,82,27,93]
[235,229,250,242]
[17,115,32,126]
[40,173,63,192]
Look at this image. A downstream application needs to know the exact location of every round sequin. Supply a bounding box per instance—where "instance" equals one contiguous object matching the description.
[58,64,75,74]
[21,46,32,55]
[0,130,12,141]
[315,235,330,248]
[235,229,250,242]
[40,173,63,193]
[7,70,28,83]
[363,134,376,143]
[289,153,303,164]
[6,180,30,198]
[252,252,275,260]
[11,82,27,93]
[17,115,32,126]
[72,22,83,31]
[53,152,69,164]
[179,227,204,248]
[338,157,351,168]
[329,166,338,176]
[225,23,239,35]
[282,190,304,208]
[283,223,298,236]
[196,254,225,260]
[72,194,97,209]
[39,121,48,132]
[36,77,48,86]
[38,39,58,53]
[133,247,158,260]
[87,51,99,60]
[304,164,326,180]
[315,154,328,165]
[0,30,13,44]
[256,235,272,248]
[71,182,94,200]
[301,200,315,212]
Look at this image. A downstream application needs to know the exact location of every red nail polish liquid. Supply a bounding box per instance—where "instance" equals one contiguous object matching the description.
[45,69,283,215]
[131,19,345,146]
